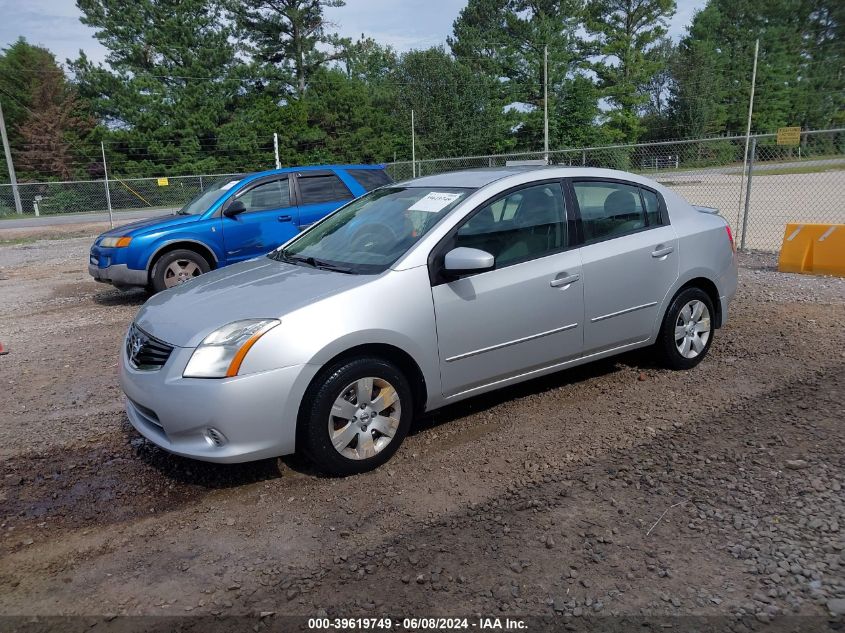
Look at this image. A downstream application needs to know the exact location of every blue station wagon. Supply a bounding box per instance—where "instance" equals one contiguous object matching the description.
[88,164,391,292]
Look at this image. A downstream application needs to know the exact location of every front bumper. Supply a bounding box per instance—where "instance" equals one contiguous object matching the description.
[88,262,147,288]
[119,341,320,463]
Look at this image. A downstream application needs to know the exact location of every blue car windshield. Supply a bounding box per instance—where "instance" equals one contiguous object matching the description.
[177,177,242,215]
[269,186,474,274]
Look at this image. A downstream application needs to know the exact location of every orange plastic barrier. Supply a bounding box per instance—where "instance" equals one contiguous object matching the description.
[778,223,845,277]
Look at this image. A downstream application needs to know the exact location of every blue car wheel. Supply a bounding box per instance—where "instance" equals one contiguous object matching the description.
[150,249,211,293]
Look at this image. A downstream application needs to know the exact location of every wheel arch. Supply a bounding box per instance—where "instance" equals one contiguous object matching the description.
[146,240,218,282]
[653,272,723,341]
[305,343,429,416]
[676,277,722,328]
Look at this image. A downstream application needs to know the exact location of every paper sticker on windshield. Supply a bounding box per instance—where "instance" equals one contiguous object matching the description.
[221,180,240,191]
[408,191,462,213]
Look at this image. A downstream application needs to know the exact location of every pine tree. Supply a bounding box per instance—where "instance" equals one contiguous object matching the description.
[585,0,676,142]
[667,0,843,136]
[0,39,95,180]
[15,56,94,179]
[73,0,246,175]
[233,0,349,96]
[450,0,589,151]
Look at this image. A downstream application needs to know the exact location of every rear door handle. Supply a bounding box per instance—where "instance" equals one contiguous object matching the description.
[278,214,292,222]
[651,245,674,258]
[550,273,579,288]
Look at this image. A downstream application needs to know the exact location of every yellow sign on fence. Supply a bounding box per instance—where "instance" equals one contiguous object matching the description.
[776,127,801,145]
[157,177,169,187]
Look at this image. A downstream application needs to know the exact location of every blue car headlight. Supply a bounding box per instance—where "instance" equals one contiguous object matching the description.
[100,236,133,248]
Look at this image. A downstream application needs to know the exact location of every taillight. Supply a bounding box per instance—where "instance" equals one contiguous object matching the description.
[725,225,736,252]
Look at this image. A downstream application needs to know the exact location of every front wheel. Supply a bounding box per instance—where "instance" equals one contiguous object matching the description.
[655,287,715,370]
[298,357,412,476]
[150,249,210,293]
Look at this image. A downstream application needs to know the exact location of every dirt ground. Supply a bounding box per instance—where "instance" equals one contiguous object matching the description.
[0,232,843,630]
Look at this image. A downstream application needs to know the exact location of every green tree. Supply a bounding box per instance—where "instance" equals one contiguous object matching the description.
[233,0,349,96]
[585,0,676,142]
[394,47,508,159]
[667,0,844,136]
[73,0,246,175]
[450,0,588,151]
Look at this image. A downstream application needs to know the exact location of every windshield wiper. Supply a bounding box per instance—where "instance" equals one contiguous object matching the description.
[272,251,353,274]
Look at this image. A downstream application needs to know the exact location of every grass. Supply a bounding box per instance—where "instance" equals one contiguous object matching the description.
[753,165,845,176]
[0,232,96,247]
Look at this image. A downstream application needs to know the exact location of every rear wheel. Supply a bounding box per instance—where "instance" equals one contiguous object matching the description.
[150,249,210,293]
[656,287,715,370]
[298,357,412,476]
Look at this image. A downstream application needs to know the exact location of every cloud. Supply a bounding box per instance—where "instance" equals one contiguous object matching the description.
[0,0,108,65]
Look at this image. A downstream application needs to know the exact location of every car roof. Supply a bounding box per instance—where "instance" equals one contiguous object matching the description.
[395,166,664,190]
[394,166,542,189]
[240,163,386,182]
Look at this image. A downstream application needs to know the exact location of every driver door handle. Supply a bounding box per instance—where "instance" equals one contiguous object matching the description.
[278,214,292,222]
[651,245,674,258]
[550,273,579,288]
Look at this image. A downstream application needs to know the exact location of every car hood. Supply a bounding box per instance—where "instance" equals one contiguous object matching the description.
[98,213,198,240]
[134,258,374,347]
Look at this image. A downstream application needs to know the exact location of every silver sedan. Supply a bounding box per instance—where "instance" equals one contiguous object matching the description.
[121,167,737,475]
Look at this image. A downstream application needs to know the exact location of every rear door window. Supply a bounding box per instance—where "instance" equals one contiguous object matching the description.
[298,173,354,204]
[572,181,647,243]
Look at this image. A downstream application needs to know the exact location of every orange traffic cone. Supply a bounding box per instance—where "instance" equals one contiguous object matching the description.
[0,341,8,355]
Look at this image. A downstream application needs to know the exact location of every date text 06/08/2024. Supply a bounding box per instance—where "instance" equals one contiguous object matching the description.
[307,617,528,630]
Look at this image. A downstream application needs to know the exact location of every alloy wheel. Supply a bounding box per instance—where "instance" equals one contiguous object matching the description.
[163,259,201,288]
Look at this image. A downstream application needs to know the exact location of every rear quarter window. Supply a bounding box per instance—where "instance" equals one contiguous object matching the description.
[346,168,392,192]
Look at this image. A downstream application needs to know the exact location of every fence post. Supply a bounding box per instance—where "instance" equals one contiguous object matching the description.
[740,137,756,251]
[101,141,114,228]
[199,175,204,192]
[411,110,416,178]
[581,150,586,166]
[0,101,23,214]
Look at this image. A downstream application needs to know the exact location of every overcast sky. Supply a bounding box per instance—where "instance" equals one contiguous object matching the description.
[1,0,707,67]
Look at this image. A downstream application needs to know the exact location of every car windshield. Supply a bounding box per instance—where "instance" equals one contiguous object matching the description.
[268,186,474,274]
[177,177,242,215]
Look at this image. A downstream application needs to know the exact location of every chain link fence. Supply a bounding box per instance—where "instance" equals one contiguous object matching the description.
[2,129,843,252]
[387,128,845,251]
[0,173,241,219]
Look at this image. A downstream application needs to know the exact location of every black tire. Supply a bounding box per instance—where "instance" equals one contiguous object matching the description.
[655,287,716,370]
[298,356,413,476]
[150,249,210,293]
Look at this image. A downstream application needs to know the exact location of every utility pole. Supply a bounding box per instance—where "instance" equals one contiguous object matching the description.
[736,39,759,245]
[273,133,281,170]
[411,109,416,179]
[0,101,23,214]
[101,141,114,228]
[543,45,549,165]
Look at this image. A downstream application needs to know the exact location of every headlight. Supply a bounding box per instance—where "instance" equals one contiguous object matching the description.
[183,319,279,378]
[100,236,133,247]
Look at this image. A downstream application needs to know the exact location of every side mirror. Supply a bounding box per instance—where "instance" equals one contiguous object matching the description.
[223,200,247,218]
[443,247,494,276]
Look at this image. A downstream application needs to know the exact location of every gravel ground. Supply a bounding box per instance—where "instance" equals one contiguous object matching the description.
[0,236,843,630]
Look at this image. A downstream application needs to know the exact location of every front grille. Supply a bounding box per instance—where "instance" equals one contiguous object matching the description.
[126,323,173,370]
